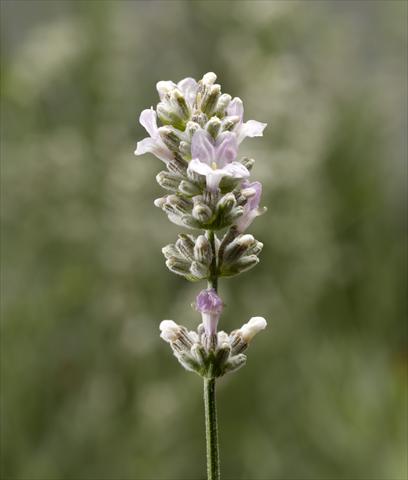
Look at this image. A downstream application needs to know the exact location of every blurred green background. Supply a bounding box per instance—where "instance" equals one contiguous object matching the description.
[1,1,407,479]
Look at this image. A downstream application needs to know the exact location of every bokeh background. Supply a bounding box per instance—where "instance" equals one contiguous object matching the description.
[1,1,407,479]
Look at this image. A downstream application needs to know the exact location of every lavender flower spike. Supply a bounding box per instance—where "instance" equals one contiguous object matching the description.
[134,72,269,480]
[196,288,224,336]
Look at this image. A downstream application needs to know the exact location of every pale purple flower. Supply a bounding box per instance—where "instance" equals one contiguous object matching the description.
[188,130,249,191]
[156,77,199,108]
[195,288,223,336]
[227,97,267,144]
[134,108,173,163]
[235,180,263,232]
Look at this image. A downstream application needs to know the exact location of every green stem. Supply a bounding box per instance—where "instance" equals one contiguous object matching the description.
[204,229,220,480]
[204,378,220,480]
[207,230,218,292]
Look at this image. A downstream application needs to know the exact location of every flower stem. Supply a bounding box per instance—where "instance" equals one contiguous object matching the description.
[204,377,220,480]
[204,230,220,480]
[208,230,218,292]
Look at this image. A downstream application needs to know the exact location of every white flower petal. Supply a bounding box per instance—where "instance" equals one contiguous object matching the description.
[236,206,266,232]
[235,210,258,232]
[227,97,244,120]
[139,108,159,138]
[134,137,156,155]
[238,120,267,143]
[134,137,173,163]
[156,80,177,99]
[188,158,213,176]
[177,77,198,107]
[206,170,226,191]
[222,162,250,179]
[191,129,214,165]
[246,181,262,209]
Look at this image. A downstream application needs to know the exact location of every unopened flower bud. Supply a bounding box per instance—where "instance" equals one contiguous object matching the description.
[154,197,166,208]
[236,254,259,271]
[180,214,201,229]
[239,317,267,343]
[190,261,208,279]
[156,102,174,124]
[215,93,232,117]
[179,141,191,159]
[191,343,208,368]
[192,204,213,223]
[163,203,176,216]
[217,193,236,214]
[201,84,221,116]
[206,117,222,139]
[222,115,240,132]
[156,171,180,191]
[157,102,185,130]
[185,121,200,138]
[171,89,190,119]
[178,180,201,196]
[224,354,247,373]
[167,157,188,176]
[162,243,180,259]
[202,72,217,85]
[223,234,256,264]
[187,169,202,183]
[214,343,231,372]
[158,126,181,151]
[159,320,182,343]
[221,254,259,277]
[246,240,263,256]
[166,195,192,215]
[166,257,191,276]
[224,205,245,223]
[194,235,212,265]
[176,234,195,261]
[175,352,201,373]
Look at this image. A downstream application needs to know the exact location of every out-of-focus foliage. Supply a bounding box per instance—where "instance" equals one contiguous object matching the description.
[1,1,406,479]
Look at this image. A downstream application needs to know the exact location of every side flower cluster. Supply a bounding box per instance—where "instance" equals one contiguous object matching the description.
[160,289,267,378]
[161,230,263,281]
[135,72,267,378]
